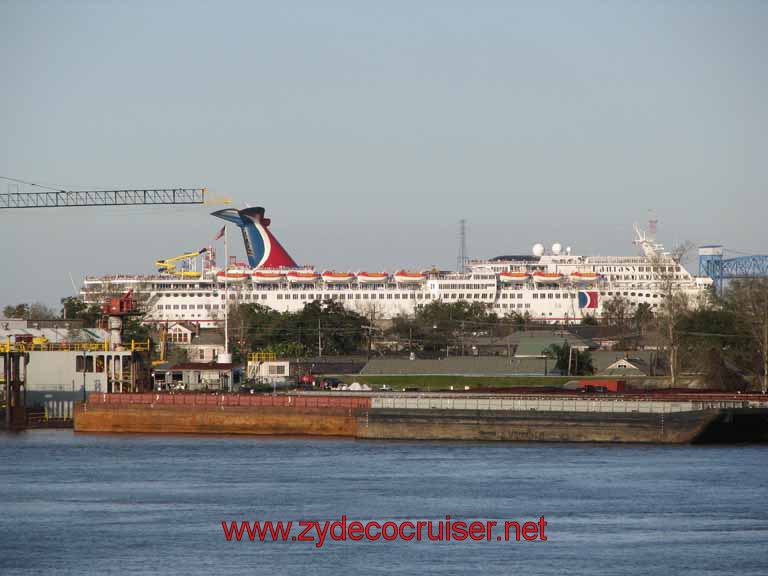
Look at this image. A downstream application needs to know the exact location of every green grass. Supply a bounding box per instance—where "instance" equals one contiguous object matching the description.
[336,374,626,391]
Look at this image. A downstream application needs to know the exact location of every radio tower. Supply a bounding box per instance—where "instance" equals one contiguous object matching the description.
[458,219,467,273]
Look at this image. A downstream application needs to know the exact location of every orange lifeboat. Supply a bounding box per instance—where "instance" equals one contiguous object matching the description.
[321,270,355,284]
[356,272,389,284]
[499,271,530,283]
[216,269,250,283]
[532,272,563,284]
[251,271,285,284]
[570,272,600,284]
[394,270,426,284]
[286,270,319,283]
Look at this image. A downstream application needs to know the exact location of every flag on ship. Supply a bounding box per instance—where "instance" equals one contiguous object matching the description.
[213,226,225,241]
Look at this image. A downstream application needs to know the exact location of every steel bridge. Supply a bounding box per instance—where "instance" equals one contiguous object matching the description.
[699,245,768,292]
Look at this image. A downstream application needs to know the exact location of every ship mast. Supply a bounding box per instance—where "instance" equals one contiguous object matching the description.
[224,225,229,355]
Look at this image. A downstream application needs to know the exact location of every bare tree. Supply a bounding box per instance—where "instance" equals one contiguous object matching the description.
[725,279,768,393]
[648,251,692,386]
[601,295,632,349]
[354,301,387,358]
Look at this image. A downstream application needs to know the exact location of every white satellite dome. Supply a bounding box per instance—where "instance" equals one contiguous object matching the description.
[532,243,545,257]
[551,242,562,256]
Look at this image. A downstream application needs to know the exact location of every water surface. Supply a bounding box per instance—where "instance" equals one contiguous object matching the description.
[1,431,766,575]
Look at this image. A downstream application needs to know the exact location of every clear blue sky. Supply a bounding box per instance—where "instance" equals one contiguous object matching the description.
[1,0,766,309]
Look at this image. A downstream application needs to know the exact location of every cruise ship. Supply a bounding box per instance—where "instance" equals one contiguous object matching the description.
[80,207,713,323]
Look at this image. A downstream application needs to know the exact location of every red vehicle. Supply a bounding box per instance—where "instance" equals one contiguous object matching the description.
[299,374,316,386]
[579,379,626,393]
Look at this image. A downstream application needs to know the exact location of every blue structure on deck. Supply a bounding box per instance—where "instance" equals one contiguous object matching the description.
[699,245,768,293]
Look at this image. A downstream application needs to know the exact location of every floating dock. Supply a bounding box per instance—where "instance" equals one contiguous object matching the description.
[74,392,768,444]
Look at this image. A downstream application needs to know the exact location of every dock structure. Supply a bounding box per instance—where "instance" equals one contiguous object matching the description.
[2,350,27,430]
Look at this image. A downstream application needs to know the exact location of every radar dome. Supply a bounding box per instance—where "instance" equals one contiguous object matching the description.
[532,243,545,257]
[551,242,562,256]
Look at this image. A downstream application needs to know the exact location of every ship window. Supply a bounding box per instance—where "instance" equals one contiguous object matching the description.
[277,294,282,300]
[261,294,267,300]
[548,294,553,299]
[173,305,179,310]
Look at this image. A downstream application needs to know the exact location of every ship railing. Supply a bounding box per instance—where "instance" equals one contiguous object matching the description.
[248,352,278,362]
[0,338,152,353]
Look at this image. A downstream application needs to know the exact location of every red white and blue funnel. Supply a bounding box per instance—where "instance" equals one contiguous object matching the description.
[211,207,297,269]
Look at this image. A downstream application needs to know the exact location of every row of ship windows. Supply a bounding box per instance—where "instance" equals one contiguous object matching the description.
[598,266,681,273]
[158,292,501,310]
[532,293,577,300]
[437,283,495,290]
[156,281,684,302]
[602,274,687,281]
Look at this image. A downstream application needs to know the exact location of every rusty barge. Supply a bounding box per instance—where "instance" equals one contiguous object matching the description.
[74,392,768,444]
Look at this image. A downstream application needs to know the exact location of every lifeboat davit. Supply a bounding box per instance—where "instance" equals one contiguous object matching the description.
[499,271,530,283]
[216,270,250,283]
[570,272,600,284]
[321,271,355,284]
[286,270,319,283]
[252,271,285,284]
[394,270,426,284]
[356,272,389,284]
[532,272,563,284]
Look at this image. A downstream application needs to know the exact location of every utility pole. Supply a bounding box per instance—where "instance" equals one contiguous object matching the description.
[574,348,579,375]
[317,318,322,357]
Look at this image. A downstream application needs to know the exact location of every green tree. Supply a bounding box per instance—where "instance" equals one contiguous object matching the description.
[60,296,103,326]
[3,304,29,319]
[543,342,594,375]
[2,302,57,320]
[122,318,151,347]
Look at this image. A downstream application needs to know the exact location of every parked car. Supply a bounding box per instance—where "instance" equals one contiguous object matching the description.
[299,374,316,386]
[322,377,343,390]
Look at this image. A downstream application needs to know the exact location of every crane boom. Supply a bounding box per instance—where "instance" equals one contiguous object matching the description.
[0,187,209,209]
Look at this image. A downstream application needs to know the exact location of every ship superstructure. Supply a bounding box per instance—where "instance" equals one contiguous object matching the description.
[80,208,713,323]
